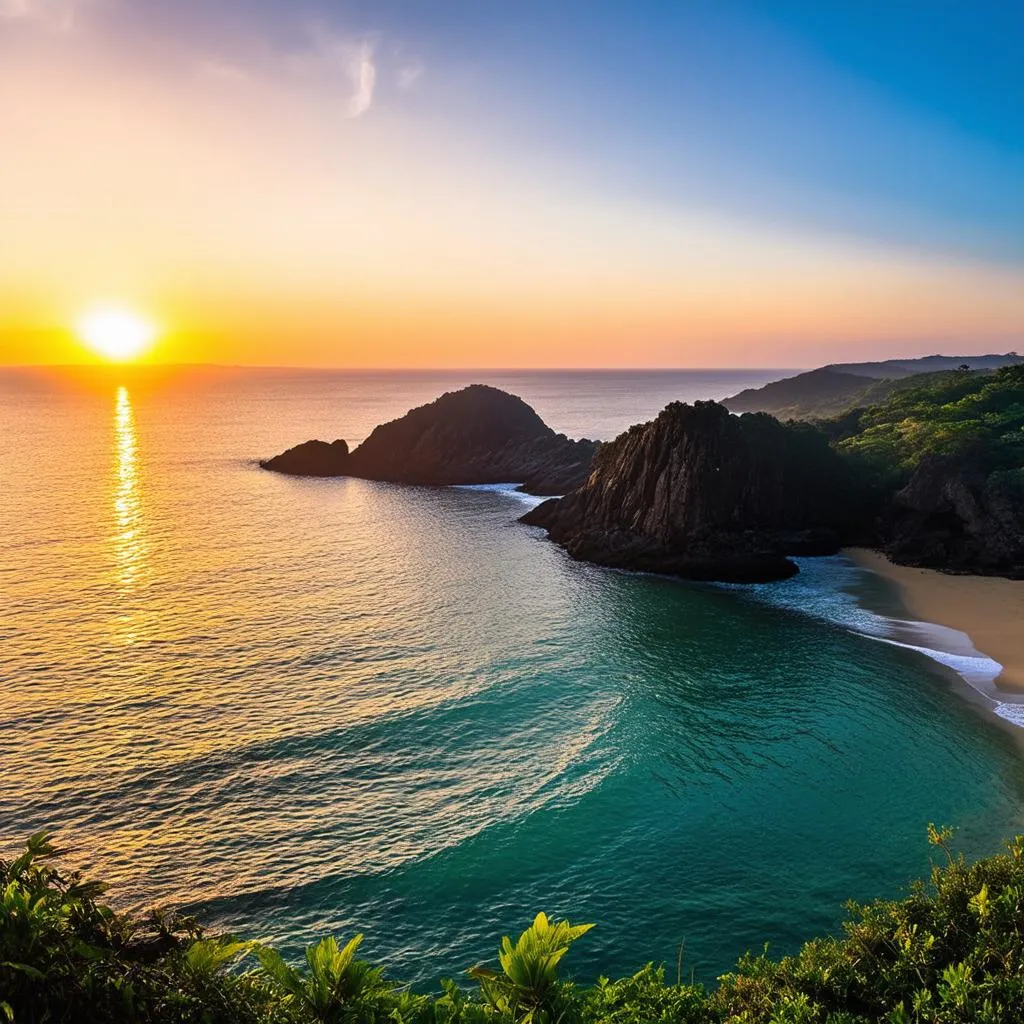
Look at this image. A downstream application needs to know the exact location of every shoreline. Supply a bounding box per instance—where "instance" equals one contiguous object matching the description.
[843,548,1024,695]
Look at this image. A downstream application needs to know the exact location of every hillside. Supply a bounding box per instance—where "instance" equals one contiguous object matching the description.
[723,352,1023,421]
[830,353,1024,379]
[831,365,1024,574]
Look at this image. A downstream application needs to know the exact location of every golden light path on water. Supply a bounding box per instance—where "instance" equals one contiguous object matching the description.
[112,386,148,628]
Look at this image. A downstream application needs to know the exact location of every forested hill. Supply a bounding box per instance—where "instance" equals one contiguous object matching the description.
[829,364,1024,575]
[828,363,1024,475]
[723,352,1023,421]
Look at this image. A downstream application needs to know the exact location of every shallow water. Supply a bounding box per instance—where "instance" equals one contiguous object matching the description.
[2,366,1023,986]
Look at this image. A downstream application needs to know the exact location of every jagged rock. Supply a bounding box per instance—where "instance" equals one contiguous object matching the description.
[261,439,350,476]
[521,401,854,583]
[885,454,1024,577]
[261,385,597,496]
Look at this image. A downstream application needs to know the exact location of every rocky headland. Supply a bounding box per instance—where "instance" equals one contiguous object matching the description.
[261,438,351,476]
[261,384,598,496]
[263,367,1023,583]
[521,401,859,583]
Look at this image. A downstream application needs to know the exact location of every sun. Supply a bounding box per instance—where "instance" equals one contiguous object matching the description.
[76,306,159,362]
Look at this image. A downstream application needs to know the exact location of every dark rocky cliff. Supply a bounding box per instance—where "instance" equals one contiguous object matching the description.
[885,454,1024,578]
[521,401,856,582]
[261,385,597,496]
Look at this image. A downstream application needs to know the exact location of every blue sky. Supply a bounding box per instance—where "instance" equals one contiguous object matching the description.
[56,0,1024,261]
[2,0,1022,365]
[197,0,1024,260]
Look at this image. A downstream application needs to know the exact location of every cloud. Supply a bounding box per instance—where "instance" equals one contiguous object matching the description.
[299,25,378,118]
[347,40,375,117]
[397,63,423,90]
[1,0,78,31]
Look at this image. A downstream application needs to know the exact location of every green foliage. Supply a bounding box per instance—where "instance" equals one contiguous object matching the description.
[833,365,1024,481]
[256,935,388,1023]
[585,964,710,1024]
[4,830,1024,1023]
[470,912,593,1023]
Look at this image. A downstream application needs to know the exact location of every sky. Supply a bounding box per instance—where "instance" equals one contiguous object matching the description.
[1,0,1022,368]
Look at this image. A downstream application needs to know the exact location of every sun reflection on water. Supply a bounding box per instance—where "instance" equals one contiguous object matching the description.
[112,386,148,605]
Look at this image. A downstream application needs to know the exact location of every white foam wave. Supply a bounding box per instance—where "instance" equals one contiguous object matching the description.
[731,555,1024,730]
[869,634,1003,689]
[994,703,1024,727]
[451,483,550,508]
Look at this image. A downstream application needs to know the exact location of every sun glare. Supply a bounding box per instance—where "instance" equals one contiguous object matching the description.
[76,307,159,362]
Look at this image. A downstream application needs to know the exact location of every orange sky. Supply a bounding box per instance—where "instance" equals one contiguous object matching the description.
[2,3,1022,368]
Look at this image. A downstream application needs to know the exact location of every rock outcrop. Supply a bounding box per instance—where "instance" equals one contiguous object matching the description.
[261,385,597,496]
[885,454,1024,577]
[261,439,350,476]
[521,401,855,582]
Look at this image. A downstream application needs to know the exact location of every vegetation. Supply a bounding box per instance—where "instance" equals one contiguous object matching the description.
[723,355,1024,423]
[4,828,1024,1023]
[824,365,1024,486]
[725,368,967,423]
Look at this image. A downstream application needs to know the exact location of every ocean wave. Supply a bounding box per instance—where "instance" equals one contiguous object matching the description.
[731,555,1024,730]
[451,482,550,508]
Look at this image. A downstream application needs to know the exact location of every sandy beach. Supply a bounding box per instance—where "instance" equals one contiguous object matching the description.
[845,548,1024,694]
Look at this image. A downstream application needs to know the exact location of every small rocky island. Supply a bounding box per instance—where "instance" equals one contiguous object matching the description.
[521,401,858,582]
[261,384,598,496]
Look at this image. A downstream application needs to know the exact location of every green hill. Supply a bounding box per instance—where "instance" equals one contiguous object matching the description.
[830,364,1024,476]
[723,353,1023,422]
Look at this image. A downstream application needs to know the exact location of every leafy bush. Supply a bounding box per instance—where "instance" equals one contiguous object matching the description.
[469,912,592,1023]
[4,828,1024,1023]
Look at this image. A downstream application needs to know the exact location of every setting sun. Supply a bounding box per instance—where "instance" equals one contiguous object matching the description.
[76,307,159,362]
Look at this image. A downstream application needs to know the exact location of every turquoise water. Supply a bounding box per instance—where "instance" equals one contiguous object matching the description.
[2,366,1023,986]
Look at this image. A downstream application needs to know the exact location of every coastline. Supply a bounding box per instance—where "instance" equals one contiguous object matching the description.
[844,548,1024,694]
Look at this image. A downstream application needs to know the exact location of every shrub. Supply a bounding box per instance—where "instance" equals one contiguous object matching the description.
[3,829,1024,1023]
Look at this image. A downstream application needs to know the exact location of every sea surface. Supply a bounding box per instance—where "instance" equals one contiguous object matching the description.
[2,366,1024,986]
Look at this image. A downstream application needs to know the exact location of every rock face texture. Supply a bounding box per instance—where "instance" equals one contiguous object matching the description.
[885,455,1024,577]
[261,385,597,496]
[521,401,855,582]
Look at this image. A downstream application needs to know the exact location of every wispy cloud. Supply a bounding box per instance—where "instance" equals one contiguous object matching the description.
[348,40,376,117]
[397,63,423,90]
[300,25,379,118]
[195,58,251,84]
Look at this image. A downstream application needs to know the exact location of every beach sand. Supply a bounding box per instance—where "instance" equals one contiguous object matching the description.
[844,548,1024,694]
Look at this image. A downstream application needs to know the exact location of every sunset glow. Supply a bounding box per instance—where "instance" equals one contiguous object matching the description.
[0,2,1020,367]
[76,308,159,362]
[4,2,1024,1006]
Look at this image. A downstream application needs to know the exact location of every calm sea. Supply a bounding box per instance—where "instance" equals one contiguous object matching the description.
[2,366,1023,986]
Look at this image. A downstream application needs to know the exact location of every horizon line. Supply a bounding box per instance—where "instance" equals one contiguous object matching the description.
[1,362,809,373]
[5,351,1019,374]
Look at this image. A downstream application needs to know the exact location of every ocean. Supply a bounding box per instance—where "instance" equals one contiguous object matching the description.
[2,366,1023,986]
